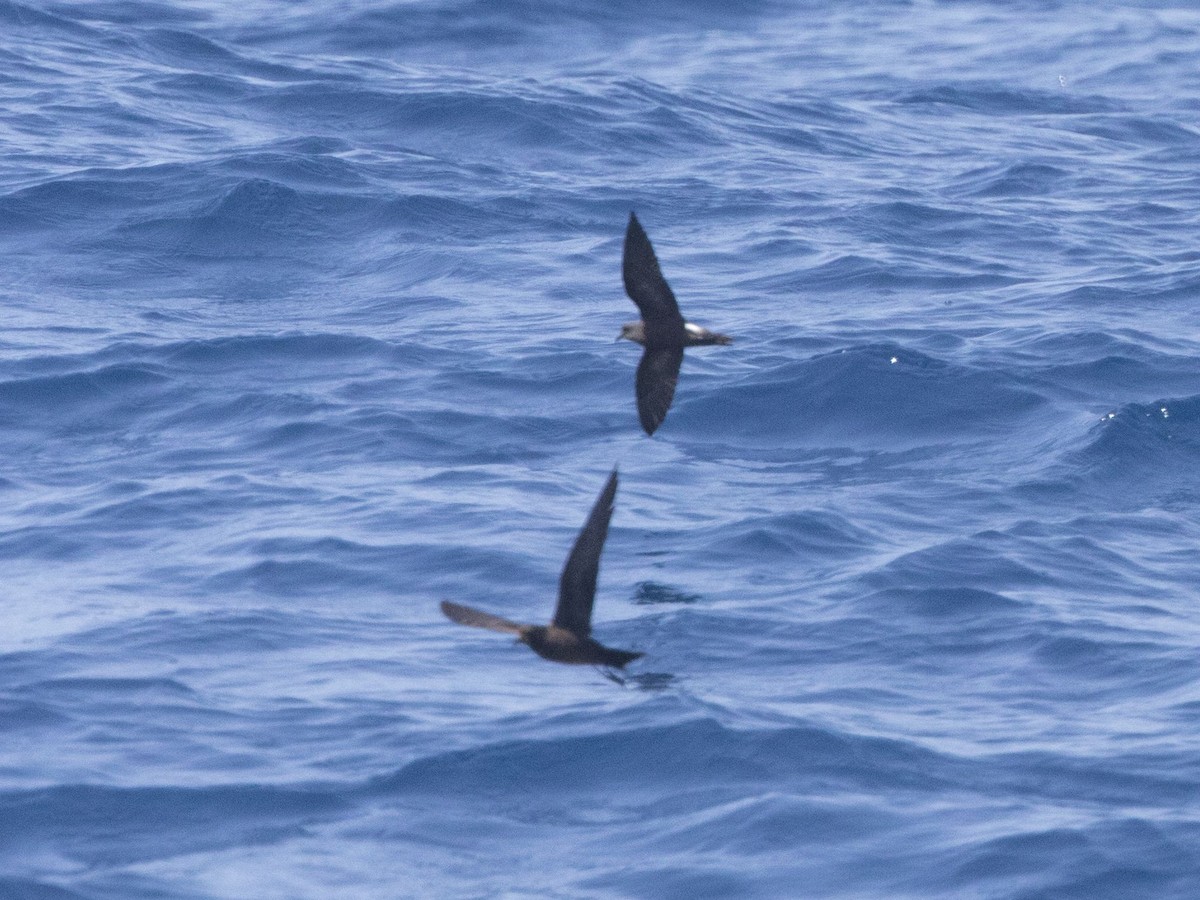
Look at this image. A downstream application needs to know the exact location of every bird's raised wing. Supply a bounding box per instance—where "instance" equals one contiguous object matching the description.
[635,346,684,436]
[440,601,524,634]
[623,212,684,325]
[553,469,618,637]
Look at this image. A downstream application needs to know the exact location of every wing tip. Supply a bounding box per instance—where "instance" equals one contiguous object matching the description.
[625,210,648,246]
[603,467,619,504]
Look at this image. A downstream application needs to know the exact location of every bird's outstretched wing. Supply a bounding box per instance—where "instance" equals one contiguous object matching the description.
[440,601,524,634]
[623,213,684,325]
[635,346,684,436]
[553,470,618,637]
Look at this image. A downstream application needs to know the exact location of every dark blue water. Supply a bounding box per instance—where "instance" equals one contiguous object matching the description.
[4,1,1200,897]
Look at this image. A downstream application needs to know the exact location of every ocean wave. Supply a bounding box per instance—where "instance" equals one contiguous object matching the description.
[676,345,1046,449]
[1073,395,1200,502]
[894,82,1119,116]
[373,717,949,797]
[0,781,348,869]
[0,364,168,428]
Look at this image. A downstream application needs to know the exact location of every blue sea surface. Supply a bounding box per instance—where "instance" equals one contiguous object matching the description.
[3,0,1200,896]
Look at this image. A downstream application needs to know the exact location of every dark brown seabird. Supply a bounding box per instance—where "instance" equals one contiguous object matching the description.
[440,469,643,668]
[620,211,732,435]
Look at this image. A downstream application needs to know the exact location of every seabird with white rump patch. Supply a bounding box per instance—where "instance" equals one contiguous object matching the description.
[619,211,732,435]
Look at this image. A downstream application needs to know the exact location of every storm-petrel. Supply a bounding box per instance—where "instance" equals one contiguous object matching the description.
[619,212,732,435]
[440,469,643,668]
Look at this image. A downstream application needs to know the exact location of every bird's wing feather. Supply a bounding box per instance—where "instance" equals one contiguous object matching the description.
[440,601,524,634]
[635,347,684,436]
[623,212,684,325]
[553,470,618,637]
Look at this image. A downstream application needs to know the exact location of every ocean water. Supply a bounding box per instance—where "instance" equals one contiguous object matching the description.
[3,0,1200,896]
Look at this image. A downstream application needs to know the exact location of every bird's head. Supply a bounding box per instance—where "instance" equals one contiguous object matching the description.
[618,321,646,345]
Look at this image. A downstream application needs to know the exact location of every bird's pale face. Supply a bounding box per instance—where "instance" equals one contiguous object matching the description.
[619,321,646,345]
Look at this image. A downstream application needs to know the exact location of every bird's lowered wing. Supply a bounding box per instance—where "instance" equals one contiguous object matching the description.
[440,600,524,634]
[635,346,684,436]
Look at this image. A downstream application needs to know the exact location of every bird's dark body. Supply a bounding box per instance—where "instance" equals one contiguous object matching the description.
[520,625,644,668]
[621,319,733,349]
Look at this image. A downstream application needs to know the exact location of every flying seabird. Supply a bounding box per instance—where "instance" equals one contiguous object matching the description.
[440,469,643,668]
[619,212,732,435]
